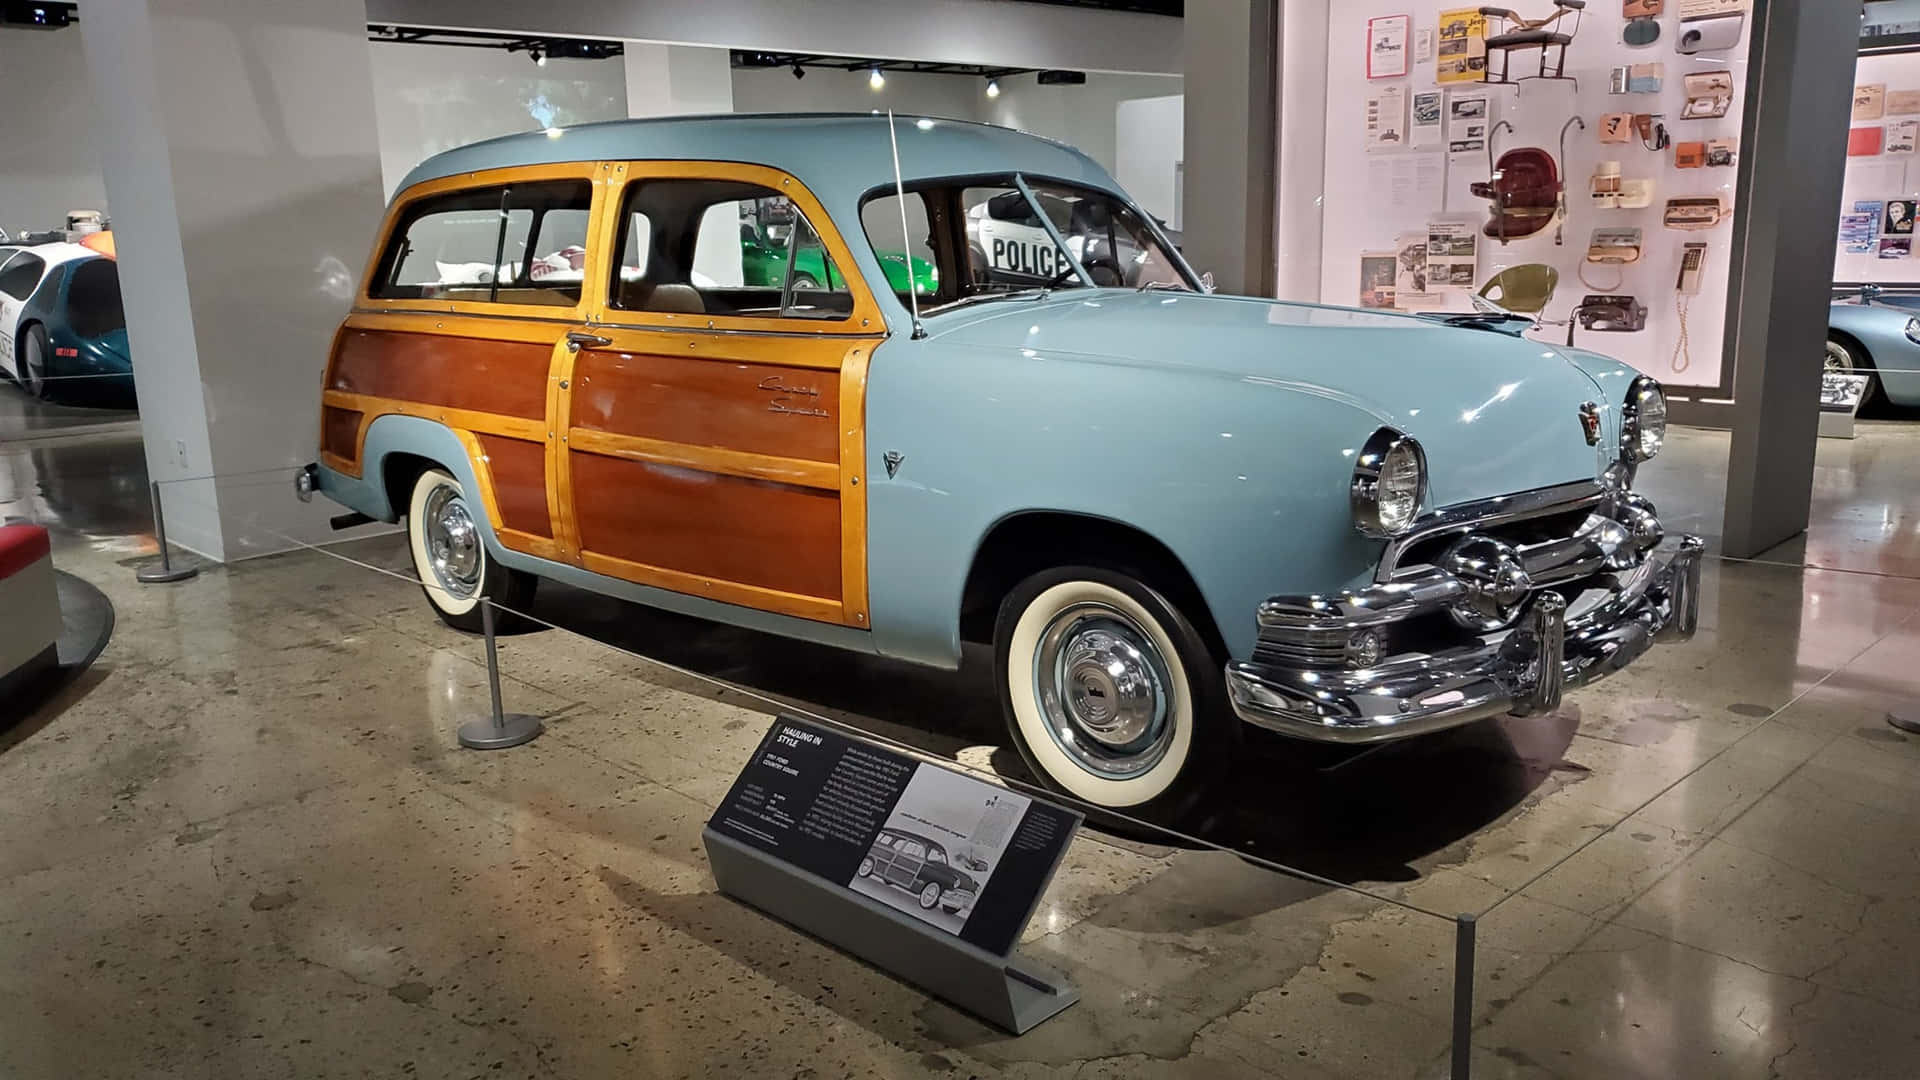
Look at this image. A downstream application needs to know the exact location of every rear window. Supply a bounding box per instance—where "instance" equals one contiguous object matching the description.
[66,259,125,339]
[371,180,592,307]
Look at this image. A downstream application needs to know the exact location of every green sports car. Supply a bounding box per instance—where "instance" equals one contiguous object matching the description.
[740,223,936,296]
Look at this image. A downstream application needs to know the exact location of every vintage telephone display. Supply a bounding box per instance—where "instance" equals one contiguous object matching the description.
[1623,0,1663,45]
[1599,113,1634,143]
[1674,141,1706,169]
[1676,12,1744,54]
[1581,225,1641,289]
[1664,196,1728,230]
[1609,62,1665,94]
[1472,146,1565,244]
[1590,162,1654,209]
[1568,294,1649,344]
[1704,137,1737,166]
[1671,242,1708,374]
[1681,71,1735,119]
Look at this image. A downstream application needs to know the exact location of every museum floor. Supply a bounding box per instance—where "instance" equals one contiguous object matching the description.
[4,422,1920,1079]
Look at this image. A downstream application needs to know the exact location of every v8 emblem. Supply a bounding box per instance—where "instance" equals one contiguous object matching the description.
[883,451,904,479]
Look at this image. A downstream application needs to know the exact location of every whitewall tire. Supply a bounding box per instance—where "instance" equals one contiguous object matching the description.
[994,567,1232,824]
[405,468,536,632]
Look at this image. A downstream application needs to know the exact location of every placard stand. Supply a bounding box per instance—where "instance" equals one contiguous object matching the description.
[705,829,1080,1034]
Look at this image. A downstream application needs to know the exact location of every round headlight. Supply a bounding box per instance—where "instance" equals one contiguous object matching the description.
[1620,377,1668,463]
[1352,428,1427,537]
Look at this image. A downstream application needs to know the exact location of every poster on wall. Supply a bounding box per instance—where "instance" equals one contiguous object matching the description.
[1841,207,1880,254]
[1360,252,1399,308]
[1427,222,1480,290]
[1395,232,1443,310]
[1415,27,1435,64]
[1890,122,1920,156]
[1851,127,1888,157]
[1436,9,1488,85]
[1368,16,1411,79]
[1892,90,1920,116]
[1855,84,1888,122]
[1411,91,1443,149]
[1448,93,1490,155]
[1886,199,1916,236]
[1881,236,1912,260]
[1366,85,1409,151]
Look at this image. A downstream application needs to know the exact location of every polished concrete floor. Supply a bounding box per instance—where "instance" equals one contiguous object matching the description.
[5,422,1920,1079]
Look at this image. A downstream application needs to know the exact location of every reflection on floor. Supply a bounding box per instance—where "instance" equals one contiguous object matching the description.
[0,379,139,445]
[4,425,1920,1079]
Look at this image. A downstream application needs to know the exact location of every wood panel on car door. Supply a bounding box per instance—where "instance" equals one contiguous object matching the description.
[553,161,886,628]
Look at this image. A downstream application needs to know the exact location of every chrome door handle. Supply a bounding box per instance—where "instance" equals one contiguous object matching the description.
[566,331,612,352]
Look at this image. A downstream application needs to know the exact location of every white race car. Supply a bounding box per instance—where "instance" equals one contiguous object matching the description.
[0,242,101,391]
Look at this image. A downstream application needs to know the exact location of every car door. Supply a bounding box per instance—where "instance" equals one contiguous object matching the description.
[555,161,887,628]
[324,164,603,559]
[884,839,927,889]
[0,248,43,378]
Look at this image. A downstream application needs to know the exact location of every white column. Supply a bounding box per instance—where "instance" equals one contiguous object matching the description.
[625,44,742,284]
[624,43,734,118]
[79,0,387,561]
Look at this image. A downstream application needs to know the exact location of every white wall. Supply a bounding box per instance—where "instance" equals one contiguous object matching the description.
[365,0,1182,76]
[983,72,1183,174]
[1317,2,1750,391]
[1836,50,1920,284]
[370,41,627,196]
[731,65,984,123]
[0,28,110,234]
[1115,95,1183,223]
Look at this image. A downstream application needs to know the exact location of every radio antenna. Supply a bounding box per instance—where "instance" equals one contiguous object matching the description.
[886,109,926,340]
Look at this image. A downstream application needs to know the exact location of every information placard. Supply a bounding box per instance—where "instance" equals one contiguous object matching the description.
[709,717,1081,958]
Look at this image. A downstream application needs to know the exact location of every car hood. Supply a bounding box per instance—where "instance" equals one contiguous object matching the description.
[923,291,1617,507]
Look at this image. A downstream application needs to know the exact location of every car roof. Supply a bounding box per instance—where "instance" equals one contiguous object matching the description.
[396,113,1127,212]
[881,828,941,847]
[9,242,97,269]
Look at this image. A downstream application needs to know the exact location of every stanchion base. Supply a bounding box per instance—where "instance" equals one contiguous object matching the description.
[458,713,544,750]
[1887,709,1920,736]
[136,565,199,584]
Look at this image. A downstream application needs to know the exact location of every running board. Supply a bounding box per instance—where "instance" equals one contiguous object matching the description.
[330,512,375,531]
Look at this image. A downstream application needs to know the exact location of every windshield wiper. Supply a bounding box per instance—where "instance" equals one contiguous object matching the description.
[1139,279,1192,293]
[936,288,1052,312]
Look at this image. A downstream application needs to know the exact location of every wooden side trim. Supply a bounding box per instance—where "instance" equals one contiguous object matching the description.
[578,550,843,624]
[454,429,564,562]
[567,428,839,491]
[838,344,872,627]
[323,389,547,445]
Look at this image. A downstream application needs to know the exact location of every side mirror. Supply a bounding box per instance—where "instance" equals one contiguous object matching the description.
[1200,271,1216,294]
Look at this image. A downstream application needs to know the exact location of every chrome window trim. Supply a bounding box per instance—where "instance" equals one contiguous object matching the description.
[1374,479,1607,583]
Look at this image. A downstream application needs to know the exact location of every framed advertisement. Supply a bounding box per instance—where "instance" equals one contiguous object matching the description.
[1368,15,1411,79]
[1436,8,1488,85]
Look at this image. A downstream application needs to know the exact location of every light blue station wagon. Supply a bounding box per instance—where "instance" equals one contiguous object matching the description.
[302,114,1703,823]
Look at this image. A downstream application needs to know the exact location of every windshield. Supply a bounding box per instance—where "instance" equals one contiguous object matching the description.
[861,174,1192,315]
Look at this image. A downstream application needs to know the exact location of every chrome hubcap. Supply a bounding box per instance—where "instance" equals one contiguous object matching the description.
[1825,342,1852,374]
[422,485,481,599]
[1034,602,1174,779]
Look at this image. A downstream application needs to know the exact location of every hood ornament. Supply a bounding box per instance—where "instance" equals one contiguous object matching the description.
[1578,402,1601,446]
[883,451,904,479]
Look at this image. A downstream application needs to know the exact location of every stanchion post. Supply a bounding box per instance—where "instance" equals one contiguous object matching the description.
[456,598,543,750]
[1889,709,1920,735]
[136,479,198,584]
[1451,913,1477,1080]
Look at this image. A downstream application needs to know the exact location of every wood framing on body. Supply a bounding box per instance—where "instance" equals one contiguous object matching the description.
[320,159,886,628]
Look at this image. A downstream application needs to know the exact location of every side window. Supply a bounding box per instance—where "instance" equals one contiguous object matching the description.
[900,841,926,859]
[372,180,592,306]
[962,185,1078,290]
[609,178,853,321]
[925,847,947,865]
[859,193,939,303]
[0,252,46,300]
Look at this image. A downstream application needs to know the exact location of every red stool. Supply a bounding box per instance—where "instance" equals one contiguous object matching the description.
[0,524,61,700]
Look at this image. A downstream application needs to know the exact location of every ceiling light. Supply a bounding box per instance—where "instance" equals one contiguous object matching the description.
[531,47,546,66]
[986,78,1001,99]
[869,67,885,90]
[792,63,805,80]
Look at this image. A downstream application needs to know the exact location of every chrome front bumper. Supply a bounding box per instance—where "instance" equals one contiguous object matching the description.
[1225,528,1705,746]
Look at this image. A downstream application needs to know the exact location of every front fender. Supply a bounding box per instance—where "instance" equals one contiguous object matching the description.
[864,340,1388,668]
